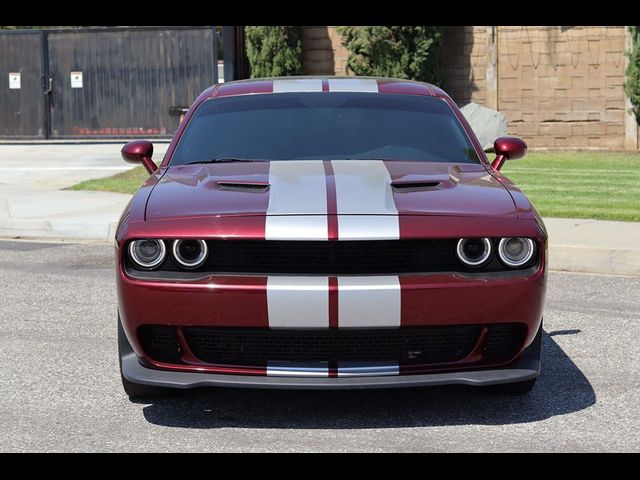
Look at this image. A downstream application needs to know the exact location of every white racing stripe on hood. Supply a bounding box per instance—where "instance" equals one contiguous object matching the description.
[331,160,399,240]
[266,160,328,240]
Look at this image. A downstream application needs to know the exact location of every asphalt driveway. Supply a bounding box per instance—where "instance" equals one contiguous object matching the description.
[0,239,638,452]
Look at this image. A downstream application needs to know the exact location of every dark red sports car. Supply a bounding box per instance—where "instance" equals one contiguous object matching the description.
[116,77,547,398]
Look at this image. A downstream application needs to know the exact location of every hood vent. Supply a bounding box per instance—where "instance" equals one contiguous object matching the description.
[217,182,270,193]
[391,181,441,192]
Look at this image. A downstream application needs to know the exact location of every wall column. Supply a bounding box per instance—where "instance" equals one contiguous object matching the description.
[485,26,499,110]
[624,27,639,151]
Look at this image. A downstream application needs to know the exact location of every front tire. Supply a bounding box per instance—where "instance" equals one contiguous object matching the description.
[483,321,542,395]
[118,313,175,399]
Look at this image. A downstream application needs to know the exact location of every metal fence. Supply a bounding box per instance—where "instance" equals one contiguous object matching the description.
[0,26,220,139]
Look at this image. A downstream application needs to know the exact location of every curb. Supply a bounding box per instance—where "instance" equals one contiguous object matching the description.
[0,219,117,243]
[548,244,640,276]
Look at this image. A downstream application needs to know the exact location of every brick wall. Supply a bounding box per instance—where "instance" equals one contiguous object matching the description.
[301,26,638,150]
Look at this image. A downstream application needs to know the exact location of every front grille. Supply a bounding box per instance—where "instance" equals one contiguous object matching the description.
[183,325,484,366]
[157,239,493,275]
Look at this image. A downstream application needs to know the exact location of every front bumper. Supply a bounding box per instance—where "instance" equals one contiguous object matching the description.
[120,319,542,390]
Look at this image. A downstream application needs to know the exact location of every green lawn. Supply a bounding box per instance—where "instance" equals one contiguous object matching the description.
[501,151,640,222]
[69,151,640,222]
[69,166,150,195]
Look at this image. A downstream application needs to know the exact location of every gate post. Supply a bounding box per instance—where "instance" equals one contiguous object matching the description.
[222,26,236,82]
[486,26,499,110]
[40,29,51,139]
[624,26,639,151]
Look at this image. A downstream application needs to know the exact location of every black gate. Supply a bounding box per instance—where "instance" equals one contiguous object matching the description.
[0,26,220,140]
[0,30,46,138]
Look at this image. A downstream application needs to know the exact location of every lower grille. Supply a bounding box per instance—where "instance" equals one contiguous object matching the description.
[138,326,180,363]
[484,323,528,358]
[183,325,487,366]
[139,324,528,367]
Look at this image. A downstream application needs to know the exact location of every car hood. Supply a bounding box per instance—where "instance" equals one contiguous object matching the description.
[145,160,516,220]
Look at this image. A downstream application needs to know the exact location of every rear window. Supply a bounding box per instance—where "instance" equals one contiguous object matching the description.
[170,92,480,164]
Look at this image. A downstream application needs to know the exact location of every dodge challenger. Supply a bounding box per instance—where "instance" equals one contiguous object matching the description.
[116,77,547,398]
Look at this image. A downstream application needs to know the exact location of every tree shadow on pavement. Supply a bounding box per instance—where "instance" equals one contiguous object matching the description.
[139,331,595,429]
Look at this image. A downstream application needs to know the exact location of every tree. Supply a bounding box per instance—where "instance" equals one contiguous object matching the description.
[625,26,640,124]
[336,26,444,85]
[244,26,304,78]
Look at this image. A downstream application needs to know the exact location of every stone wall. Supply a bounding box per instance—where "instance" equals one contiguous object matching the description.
[301,26,639,150]
[302,26,350,75]
[495,26,631,149]
[442,26,488,107]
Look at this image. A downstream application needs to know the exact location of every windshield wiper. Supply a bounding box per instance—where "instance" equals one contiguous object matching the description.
[183,158,266,165]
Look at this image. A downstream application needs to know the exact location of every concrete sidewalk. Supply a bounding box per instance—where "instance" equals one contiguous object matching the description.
[542,218,640,275]
[0,144,638,275]
[0,143,167,242]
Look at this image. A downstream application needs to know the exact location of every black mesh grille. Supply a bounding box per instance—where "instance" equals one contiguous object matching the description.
[168,240,463,274]
[127,239,540,276]
[183,326,484,366]
[138,326,180,363]
[484,323,528,358]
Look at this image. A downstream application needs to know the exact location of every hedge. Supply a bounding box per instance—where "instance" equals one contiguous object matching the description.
[336,26,444,85]
[625,26,640,124]
[244,26,304,78]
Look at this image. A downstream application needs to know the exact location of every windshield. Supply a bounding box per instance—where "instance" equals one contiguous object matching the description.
[170,92,480,165]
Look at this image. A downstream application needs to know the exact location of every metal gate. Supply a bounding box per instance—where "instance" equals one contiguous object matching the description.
[0,30,46,138]
[0,26,220,140]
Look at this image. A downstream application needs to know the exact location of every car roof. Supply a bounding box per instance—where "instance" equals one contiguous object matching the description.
[211,76,450,100]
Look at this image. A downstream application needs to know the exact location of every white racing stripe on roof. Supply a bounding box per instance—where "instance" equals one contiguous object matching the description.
[328,78,378,92]
[273,79,324,93]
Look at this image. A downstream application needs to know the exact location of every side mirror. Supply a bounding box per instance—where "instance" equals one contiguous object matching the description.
[491,136,527,171]
[121,140,158,175]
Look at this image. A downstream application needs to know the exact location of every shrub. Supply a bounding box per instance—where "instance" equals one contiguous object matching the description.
[625,26,640,124]
[336,26,444,85]
[244,26,304,78]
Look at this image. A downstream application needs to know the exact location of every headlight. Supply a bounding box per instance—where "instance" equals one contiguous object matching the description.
[128,239,166,269]
[456,238,492,267]
[498,237,535,268]
[172,239,208,269]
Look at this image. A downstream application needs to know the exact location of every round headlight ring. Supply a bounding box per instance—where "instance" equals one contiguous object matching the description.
[172,239,208,269]
[128,239,166,269]
[498,237,535,268]
[456,238,493,267]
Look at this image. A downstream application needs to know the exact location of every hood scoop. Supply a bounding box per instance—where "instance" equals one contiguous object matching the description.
[391,180,442,192]
[216,181,270,193]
